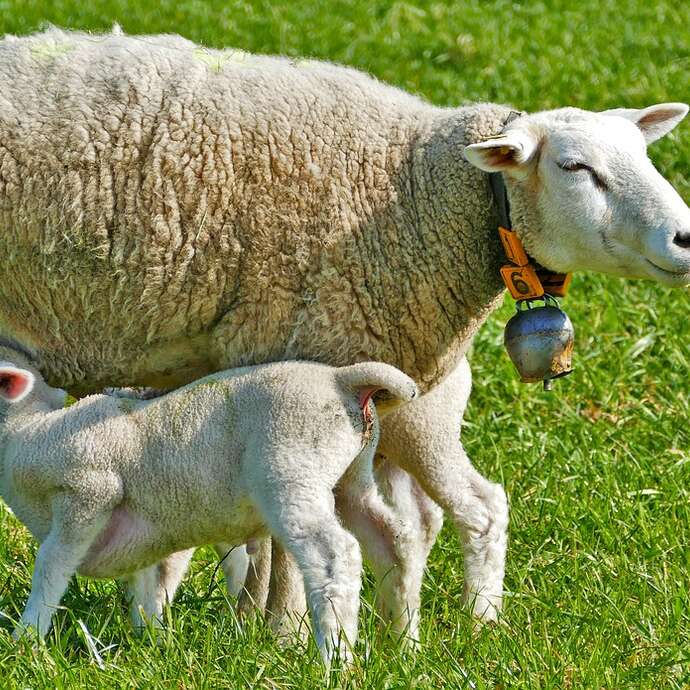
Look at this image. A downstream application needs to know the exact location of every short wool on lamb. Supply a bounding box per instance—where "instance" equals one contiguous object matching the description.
[0,348,417,663]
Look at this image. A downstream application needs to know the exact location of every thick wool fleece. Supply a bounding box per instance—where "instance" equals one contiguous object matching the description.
[0,28,509,393]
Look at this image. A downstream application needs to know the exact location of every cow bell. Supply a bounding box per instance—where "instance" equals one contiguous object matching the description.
[503,295,574,391]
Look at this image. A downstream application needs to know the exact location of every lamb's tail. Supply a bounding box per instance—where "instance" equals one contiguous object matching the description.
[335,362,418,412]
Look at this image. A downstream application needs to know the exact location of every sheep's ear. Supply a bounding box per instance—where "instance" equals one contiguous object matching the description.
[464,129,539,174]
[602,103,689,144]
[0,366,35,402]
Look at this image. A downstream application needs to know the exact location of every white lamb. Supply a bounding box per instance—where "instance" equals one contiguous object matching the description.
[0,341,417,663]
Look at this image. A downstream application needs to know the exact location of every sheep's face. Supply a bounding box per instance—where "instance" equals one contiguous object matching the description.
[464,104,690,286]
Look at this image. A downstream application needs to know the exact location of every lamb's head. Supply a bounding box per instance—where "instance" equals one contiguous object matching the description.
[464,104,690,286]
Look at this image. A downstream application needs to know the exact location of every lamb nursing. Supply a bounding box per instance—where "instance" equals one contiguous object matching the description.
[0,28,689,642]
[0,342,417,663]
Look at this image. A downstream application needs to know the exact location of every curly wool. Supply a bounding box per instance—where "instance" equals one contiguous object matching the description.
[0,28,509,393]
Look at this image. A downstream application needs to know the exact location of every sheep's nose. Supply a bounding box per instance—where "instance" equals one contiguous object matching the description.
[673,230,690,249]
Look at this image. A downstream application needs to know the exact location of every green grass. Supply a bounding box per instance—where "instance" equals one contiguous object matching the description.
[1,1,689,687]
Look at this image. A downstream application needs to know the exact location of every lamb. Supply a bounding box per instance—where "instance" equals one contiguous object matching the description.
[102,386,252,601]
[0,340,417,663]
[0,27,689,637]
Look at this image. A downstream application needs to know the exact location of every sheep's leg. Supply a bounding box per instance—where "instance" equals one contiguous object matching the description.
[14,507,107,640]
[213,543,250,598]
[128,549,194,630]
[381,432,507,623]
[424,446,507,621]
[378,357,507,624]
[236,538,271,616]
[266,540,308,640]
[254,489,361,664]
[335,452,423,645]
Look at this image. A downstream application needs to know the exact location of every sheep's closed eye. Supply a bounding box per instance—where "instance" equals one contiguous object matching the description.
[557,160,608,190]
[558,160,589,172]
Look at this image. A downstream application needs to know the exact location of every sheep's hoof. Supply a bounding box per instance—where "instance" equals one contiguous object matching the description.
[11,623,44,652]
[397,632,421,653]
[269,610,311,646]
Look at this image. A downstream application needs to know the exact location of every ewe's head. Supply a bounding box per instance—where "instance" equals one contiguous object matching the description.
[464,104,690,286]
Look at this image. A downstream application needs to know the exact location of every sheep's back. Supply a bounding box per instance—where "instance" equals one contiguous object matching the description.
[0,29,433,390]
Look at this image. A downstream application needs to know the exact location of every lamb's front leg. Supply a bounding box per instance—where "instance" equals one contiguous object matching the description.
[14,507,107,640]
[213,543,250,598]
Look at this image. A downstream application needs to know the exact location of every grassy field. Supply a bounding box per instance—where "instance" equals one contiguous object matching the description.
[0,1,689,687]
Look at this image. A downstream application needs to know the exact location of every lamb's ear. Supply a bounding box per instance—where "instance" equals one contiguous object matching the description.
[464,129,540,174]
[602,103,689,144]
[0,366,35,402]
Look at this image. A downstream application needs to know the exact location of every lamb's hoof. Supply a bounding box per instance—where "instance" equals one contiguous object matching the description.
[463,591,503,635]
[398,632,421,653]
[323,642,355,669]
[388,617,421,653]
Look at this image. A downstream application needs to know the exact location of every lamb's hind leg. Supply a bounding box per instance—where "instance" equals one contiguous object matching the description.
[259,457,441,645]
[266,540,308,639]
[374,456,444,572]
[335,451,423,645]
[253,485,361,664]
[279,512,361,664]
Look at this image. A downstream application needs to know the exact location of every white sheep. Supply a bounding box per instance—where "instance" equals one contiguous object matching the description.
[102,386,252,602]
[0,341,417,664]
[0,28,688,637]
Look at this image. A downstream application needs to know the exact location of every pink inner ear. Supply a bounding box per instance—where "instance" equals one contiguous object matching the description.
[0,371,31,400]
[638,108,678,127]
[484,146,520,169]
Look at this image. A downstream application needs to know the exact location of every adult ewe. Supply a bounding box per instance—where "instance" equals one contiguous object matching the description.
[0,28,688,636]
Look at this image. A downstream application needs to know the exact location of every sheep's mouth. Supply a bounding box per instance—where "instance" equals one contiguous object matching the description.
[644,258,690,286]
